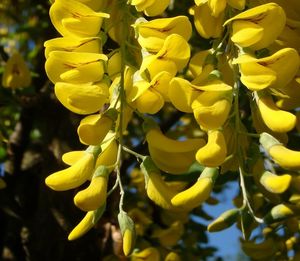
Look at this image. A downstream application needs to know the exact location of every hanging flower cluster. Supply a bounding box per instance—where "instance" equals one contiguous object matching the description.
[44,0,300,259]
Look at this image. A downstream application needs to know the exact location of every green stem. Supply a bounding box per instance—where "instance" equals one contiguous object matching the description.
[116,1,130,212]
[123,146,146,160]
[232,63,263,224]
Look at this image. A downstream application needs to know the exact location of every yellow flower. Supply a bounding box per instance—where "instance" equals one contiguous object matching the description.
[188,50,214,84]
[74,166,109,211]
[44,37,102,58]
[195,0,245,16]
[192,83,232,130]
[107,50,121,80]
[50,0,109,38]
[140,34,190,78]
[171,167,218,209]
[224,3,286,50]
[68,204,105,241]
[54,81,109,115]
[127,71,172,114]
[264,204,298,224]
[118,211,136,256]
[131,247,160,261]
[241,238,278,260]
[256,92,296,133]
[123,229,134,256]
[164,252,181,261]
[61,136,117,170]
[195,130,227,167]
[260,132,300,169]
[68,211,95,240]
[207,208,239,232]
[95,138,118,170]
[77,113,113,145]
[146,128,205,174]
[134,16,192,53]
[130,0,170,17]
[141,157,178,210]
[275,74,300,110]
[128,208,152,235]
[2,52,31,89]
[45,152,95,191]
[234,48,299,91]
[45,51,107,84]
[130,168,146,193]
[193,2,224,39]
[152,221,184,247]
[259,171,292,194]
[169,78,201,113]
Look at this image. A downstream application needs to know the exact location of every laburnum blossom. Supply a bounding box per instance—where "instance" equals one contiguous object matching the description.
[233,47,299,91]
[2,52,31,89]
[133,16,192,53]
[224,3,286,50]
[193,0,246,39]
[129,0,170,17]
[49,0,109,38]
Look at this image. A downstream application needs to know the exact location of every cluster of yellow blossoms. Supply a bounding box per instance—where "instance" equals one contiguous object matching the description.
[44,0,300,259]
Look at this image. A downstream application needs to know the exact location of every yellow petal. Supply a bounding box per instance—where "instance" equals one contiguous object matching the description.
[146,170,177,209]
[259,48,300,89]
[195,130,227,167]
[45,152,94,191]
[131,0,155,12]
[257,94,296,133]
[227,0,245,10]
[260,171,292,194]
[62,151,85,165]
[54,82,109,115]
[134,89,165,114]
[150,71,172,101]
[123,229,134,256]
[135,16,192,52]
[152,221,184,247]
[192,93,232,130]
[96,139,118,169]
[50,0,109,37]
[224,3,286,50]
[155,34,190,71]
[141,54,177,79]
[107,50,121,80]
[131,247,160,261]
[169,78,200,113]
[144,0,170,16]
[127,79,150,102]
[236,48,299,90]
[235,55,277,91]
[194,3,224,39]
[44,37,101,58]
[77,114,113,145]
[146,128,204,153]
[68,211,94,240]
[189,50,214,79]
[149,146,199,174]
[164,252,181,261]
[2,53,31,89]
[45,51,107,84]
[208,0,226,17]
[231,20,264,47]
[74,173,108,211]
